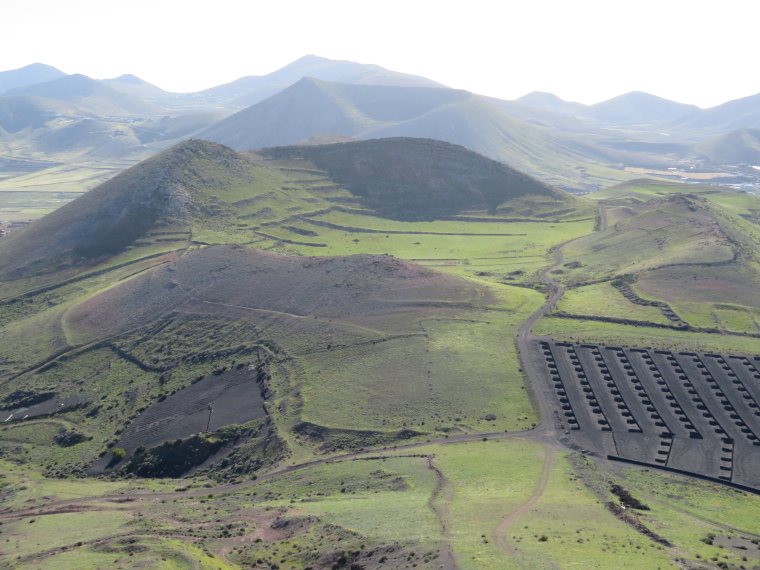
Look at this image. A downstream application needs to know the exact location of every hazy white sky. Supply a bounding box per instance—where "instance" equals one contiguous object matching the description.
[2,0,756,108]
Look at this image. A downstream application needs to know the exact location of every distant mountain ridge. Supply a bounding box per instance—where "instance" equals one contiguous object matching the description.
[668,92,760,136]
[198,77,614,190]
[516,91,587,115]
[580,91,699,125]
[96,55,447,113]
[5,55,760,204]
[5,73,162,116]
[199,54,445,109]
[0,63,67,95]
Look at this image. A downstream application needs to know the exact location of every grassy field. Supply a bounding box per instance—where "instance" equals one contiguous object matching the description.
[713,305,760,333]
[623,167,729,180]
[556,281,671,324]
[0,191,85,220]
[532,316,760,354]
[429,439,545,569]
[589,178,760,217]
[295,291,543,435]
[0,153,145,220]
[254,212,596,285]
[615,465,760,567]
[8,439,760,569]
[511,453,675,569]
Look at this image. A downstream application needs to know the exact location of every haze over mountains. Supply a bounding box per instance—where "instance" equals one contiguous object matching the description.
[197,77,619,189]
[4,55,760,133]
[2,53,760,224]
[0,63,66,94]
[5,73,162,117]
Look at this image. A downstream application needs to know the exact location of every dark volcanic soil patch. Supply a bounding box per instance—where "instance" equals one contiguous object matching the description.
[0,394,89,422]
[530,340,760,491]
[116,367,266,453]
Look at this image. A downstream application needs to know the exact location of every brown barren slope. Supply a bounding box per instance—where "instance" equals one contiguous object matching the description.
[66,245,488,340]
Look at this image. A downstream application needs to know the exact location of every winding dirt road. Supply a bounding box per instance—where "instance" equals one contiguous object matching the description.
[515,237,574,450]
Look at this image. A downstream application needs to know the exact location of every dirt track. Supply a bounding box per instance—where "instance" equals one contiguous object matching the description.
[515,237,575,451]
[491,445,557,568]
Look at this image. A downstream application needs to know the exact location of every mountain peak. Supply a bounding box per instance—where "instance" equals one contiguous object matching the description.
[259,137,563,219]
[515,91,586,114]
[106,73,147,85]
[0,139,248,279]
[584,91,698,124]
[4,73,162,116]
[0,63,67,94]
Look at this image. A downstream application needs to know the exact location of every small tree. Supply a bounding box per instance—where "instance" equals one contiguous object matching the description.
[112,448,126,462]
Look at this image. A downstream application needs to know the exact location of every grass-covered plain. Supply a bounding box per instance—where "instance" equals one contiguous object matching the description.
[532,316,760,354]
[296,290,543,435]
[555,281,671,324]
[8,439,760,569]
[510,453,675,569]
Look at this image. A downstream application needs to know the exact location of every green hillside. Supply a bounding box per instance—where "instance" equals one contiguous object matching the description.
[0,137,590,283]
[0,139,253,279]
[588,178,760,219]
[541,178,760,341]
[693,128,760,164]
[34,118,142,158]
[259,137,567,219]
[0,138,576,472]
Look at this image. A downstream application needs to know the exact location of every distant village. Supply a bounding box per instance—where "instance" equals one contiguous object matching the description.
[0,220,32,237]
[621,161,760,195]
